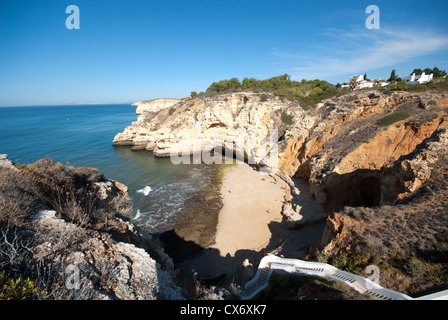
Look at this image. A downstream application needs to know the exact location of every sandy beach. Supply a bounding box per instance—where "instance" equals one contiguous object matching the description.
[177,161,326,284]
[211,162,289,256]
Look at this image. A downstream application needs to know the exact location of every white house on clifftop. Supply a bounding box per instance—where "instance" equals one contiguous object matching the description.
[342,74,389,90]
[405,72,434,85]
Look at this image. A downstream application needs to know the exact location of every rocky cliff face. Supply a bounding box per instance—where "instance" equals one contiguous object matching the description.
[280,90,448,212]
[281,89,448,297]
[315,137,448,296]
[113,92,313,170]
[0,156,185,300]
[116,89,448,221]
[31,209,184,300]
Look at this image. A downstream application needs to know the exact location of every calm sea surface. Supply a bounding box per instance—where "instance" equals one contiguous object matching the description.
[0,104,215,233]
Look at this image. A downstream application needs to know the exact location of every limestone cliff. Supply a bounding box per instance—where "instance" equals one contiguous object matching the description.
[30,209,184,300]
[112,88,448,298]
[115,89,448,220]
[0,156,184,300]
[315,138,448,296]
[276,89,448,297]
[113,92,313,170]
[280,90,448,212]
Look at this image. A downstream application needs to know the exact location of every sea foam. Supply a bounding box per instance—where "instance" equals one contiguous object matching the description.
[137,186,152,196]
[134,209,142,220]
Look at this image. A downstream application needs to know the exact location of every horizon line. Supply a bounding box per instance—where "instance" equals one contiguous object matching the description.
[0,101,135,108]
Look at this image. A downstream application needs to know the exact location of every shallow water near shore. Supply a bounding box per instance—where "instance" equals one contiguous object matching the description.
[0,104,220,234]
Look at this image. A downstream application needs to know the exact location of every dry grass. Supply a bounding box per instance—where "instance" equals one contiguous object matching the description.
[0,167,43,229]
[0,158,135,299]
[17,157,131,232]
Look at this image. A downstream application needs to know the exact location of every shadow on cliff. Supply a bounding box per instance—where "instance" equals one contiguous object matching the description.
[159,219,325,297]
[303,128,447,213]
[318,169,383,212]
[158,229,205,263]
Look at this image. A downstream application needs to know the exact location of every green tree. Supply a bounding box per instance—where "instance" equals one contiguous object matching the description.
[388,69,398,82]
[432,67,447,78]
[190,91,198,98]
[423,67,433,75]
[411,68,423,75]
[228,77,241,90]
[241,77,253,90]
[207,78,242,93]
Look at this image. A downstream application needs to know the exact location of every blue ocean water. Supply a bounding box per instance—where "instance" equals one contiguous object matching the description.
[0,104,214,232]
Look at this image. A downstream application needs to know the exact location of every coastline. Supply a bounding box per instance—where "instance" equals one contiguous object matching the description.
[157,162,223,263]
[176,161,326,286]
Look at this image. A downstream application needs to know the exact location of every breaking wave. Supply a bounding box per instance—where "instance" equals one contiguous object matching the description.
[136,186,152,196]
[132,170,214,233]
[134,209,143,220]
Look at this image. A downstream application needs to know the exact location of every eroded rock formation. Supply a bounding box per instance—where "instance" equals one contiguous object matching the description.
[116,90,448,226]
[31,209,184,300]
[113,92,313,169]
[281,90,448,212]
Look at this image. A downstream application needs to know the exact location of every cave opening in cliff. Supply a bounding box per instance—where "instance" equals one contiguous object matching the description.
[323,170,382,212]
[213,146,243,162]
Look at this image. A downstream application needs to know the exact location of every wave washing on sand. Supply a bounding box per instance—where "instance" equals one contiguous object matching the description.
[132,179,204,233]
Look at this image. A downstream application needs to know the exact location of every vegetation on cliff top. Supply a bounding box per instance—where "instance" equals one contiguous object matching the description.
[411,66,447,78]
[197,70,448,110]
[200,74,346,110]
[384,67,448,93]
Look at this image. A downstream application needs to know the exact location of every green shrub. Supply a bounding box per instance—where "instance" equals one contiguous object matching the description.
[0,271,42,300]
[168,107,176,115]
[404,257,434,279]
[427,78,448,91]
[281,111,293,125]
[391,82,410,91]
[310,87,324,96]
[205,74,347,109]
[383,89,393,96]
[331,255,349,271]
[406,84,428,92]
[377,111,411,126]
[259,93,268,102]
[330,253,372,275]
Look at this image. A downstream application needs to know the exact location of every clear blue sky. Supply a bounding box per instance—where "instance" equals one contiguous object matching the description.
[1,0,448,106]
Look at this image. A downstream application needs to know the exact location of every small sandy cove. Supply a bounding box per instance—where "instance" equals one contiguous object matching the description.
[177,161,326,282]
[211,161,289,256]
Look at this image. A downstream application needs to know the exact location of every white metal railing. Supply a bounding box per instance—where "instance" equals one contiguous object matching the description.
[240,255,448,300]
